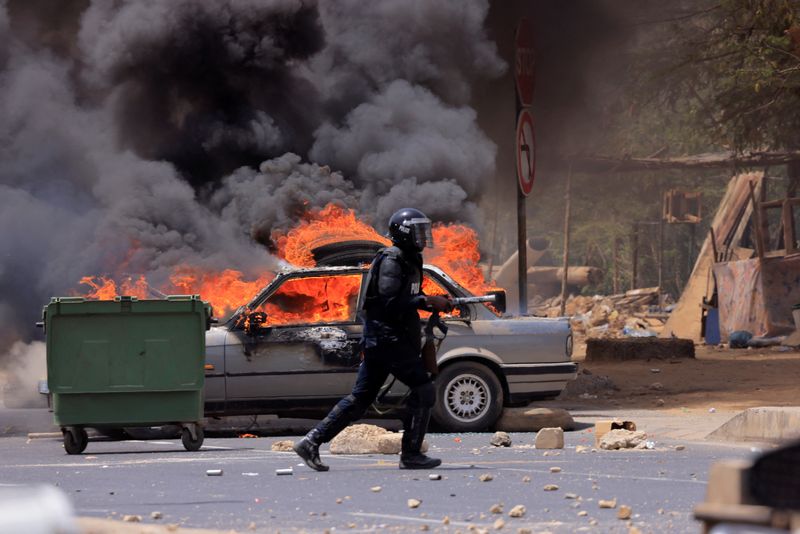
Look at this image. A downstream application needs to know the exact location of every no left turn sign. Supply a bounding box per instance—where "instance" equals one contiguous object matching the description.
[516,109,536,196]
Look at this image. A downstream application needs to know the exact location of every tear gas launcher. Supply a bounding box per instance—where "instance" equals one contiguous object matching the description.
[422,290,506,375]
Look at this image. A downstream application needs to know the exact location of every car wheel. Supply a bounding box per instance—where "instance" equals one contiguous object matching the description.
[432,361,503,432]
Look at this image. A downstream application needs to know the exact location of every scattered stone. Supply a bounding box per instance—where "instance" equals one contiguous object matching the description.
[543,484,559,491]
[578,511,588,517]
[271,440,294,452]
[617,505,632,520]
[650,382,664,391]
[150,511,163,520]
[330,424,427,454]
[371,486,382,493]
[420,525,429,531]
[655,398,665,407]
[408,499,422,509]
[599,499,617,509]
[565,493,578,500]
[675,445,686,451]
[650,368,661,373]
[490,431,512,447]
[517,529,533,534]
[508,505,526,518]
[442,517,450,525]
[549,466,562,473]
[166,525,179,532]
[495,407,575,431]
[589,519,598,526]
[535,428,564,449]
[336,498,343,504]
[479,474,494,482]
[521,476,531,483]
[629,527,642,534]
[122,515,142,523]
[493,518,505,530]
[490,504,503,514]
[575,445,589,453]
[599,430,647,450]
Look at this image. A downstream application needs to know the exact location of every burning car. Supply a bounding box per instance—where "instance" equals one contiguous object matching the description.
[203,262,576,432]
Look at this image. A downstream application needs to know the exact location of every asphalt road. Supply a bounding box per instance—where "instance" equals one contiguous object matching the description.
[0,429,756,533]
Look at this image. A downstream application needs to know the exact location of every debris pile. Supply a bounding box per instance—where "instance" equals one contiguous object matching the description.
[532,287,667,339]
[329,424,427,455]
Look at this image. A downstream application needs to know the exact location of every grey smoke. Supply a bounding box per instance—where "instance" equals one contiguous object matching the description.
[0,0,504,351]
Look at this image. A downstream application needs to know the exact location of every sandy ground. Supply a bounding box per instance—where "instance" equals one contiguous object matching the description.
[564,343,800,413]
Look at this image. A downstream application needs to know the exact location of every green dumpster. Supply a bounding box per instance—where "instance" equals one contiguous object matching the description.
[42,295,211,454]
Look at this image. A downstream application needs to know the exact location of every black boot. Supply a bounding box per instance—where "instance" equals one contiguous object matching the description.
[400,408,441,470]
[293,432,329,472]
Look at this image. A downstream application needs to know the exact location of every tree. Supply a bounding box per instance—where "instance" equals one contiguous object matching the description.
[639,0,800,151]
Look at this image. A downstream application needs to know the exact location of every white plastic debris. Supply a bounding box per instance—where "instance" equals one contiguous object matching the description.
[206,469,223,476]
[276,468,293,476]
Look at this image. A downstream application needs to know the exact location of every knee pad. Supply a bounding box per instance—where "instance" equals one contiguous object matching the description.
[409,381,435,409]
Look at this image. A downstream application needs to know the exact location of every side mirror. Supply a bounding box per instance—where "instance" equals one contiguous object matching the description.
[245,311,268,336]
[488,290,506,314]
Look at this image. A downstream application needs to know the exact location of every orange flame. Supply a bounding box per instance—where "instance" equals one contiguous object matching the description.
[274,204,389,266]
[76,203,496,323]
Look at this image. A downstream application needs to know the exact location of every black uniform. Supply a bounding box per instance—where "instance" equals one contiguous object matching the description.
[298,245,438,468]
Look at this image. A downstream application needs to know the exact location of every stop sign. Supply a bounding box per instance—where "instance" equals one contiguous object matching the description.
[515,18,536,107]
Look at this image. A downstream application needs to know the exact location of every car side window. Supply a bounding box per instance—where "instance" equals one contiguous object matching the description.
[257,273,363,327]
[421,275,463,319]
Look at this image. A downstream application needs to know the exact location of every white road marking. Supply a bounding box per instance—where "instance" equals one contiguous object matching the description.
[351,512,563,530]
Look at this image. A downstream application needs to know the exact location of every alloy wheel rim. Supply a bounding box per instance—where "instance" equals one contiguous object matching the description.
[445,373,490,423]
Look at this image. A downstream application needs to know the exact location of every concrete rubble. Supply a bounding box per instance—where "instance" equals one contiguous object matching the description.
[598,429,648,450]
[490,431,512,447]
[270,440,294,452]
[329,424,427,454]
[534,427,564,449]
[508,505,526,518]
[532,287,665,339]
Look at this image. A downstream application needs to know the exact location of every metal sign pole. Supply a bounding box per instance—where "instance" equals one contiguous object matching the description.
[517,185,528,315]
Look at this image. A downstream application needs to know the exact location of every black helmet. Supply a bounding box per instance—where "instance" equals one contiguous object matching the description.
[388,208,434,251]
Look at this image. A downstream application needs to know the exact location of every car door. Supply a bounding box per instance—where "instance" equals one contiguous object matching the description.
[224,271,365,404]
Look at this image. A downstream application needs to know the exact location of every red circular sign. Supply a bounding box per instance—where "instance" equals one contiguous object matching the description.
[515,18,536,107]
[516,109,536,196]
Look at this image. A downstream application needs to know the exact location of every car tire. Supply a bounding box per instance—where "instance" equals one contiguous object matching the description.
[432,361,503,432]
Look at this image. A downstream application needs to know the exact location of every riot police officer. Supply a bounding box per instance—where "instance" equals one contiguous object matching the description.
[294,208,452,470]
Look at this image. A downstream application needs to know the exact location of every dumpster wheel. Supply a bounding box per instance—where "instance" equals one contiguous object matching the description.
[181,425,204,451]
[63,427,88,455]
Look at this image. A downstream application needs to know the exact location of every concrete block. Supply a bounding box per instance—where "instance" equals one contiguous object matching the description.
[707,407,800,443]
[704,459,755,505]
[495,407,575,432]
[594,420,637,446]
[534,427,564,449]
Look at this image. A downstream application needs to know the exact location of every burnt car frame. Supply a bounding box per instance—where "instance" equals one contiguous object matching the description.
[204,263,576,431]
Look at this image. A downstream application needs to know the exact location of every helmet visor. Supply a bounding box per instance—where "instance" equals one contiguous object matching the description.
[407,218,433,249]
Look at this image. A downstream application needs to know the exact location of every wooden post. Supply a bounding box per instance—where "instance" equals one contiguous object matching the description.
[748,181,766,258]
[709,226,719,263]
[558,163,573,317]
[612,236,620,294]
[658,213,664,307]
[630,223,639,290]
[688,223,696,276]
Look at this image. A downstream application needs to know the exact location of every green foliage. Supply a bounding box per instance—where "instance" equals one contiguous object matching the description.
[638,0,800,151]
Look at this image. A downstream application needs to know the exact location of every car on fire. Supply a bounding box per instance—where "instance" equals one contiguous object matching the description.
[203,263,577,431]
